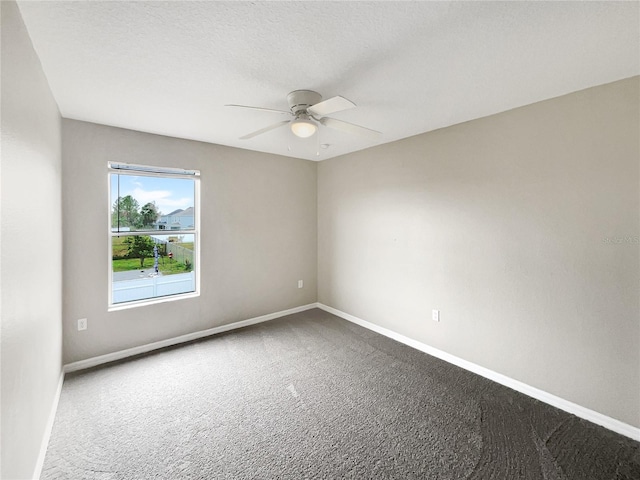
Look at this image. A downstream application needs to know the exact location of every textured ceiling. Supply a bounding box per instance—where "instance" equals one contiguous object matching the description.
[16,1,640,161]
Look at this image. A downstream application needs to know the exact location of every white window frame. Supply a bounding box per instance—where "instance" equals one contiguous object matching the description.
[108,162,201,310]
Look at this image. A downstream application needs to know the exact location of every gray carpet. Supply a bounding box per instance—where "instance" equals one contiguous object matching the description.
[42,308,639,479]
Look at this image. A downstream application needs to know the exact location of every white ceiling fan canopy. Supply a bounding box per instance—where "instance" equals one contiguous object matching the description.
[287,90,322,115]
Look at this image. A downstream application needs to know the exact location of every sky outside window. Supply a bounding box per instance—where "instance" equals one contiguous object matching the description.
[110,174,195,218]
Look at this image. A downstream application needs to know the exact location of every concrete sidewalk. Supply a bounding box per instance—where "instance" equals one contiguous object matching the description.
[113,269,162,281]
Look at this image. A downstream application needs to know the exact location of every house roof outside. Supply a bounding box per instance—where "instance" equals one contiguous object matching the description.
[174,207,193,217]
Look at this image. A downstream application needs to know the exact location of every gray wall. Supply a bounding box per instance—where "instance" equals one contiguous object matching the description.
[62,120,317,364]
[318,77,640,428]
[1,1,63,478]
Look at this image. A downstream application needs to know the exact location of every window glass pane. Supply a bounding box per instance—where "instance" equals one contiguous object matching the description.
[111,234,195,304]
[110,174,196,233]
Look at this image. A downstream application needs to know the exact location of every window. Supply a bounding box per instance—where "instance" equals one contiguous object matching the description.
[108,162,200,308]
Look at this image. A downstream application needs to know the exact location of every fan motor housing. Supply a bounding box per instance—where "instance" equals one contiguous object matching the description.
[287,90,322,115]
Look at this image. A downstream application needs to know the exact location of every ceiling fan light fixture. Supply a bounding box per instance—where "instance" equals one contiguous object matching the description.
[290,117,317,138]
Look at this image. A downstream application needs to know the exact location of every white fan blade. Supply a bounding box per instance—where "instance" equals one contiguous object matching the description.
[226,104,290,115]
[319,117,381,140]
[307,96,356,116]
[240,120,290,140]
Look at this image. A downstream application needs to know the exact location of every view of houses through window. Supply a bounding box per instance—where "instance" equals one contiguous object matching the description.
[109,163,199,306]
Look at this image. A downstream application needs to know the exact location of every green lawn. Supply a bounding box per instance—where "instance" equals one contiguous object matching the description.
[112,257,190,274]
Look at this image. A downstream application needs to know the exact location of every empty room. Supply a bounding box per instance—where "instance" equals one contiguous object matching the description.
[1,1,639,479]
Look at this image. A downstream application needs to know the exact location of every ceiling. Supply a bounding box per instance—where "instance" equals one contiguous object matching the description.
[17,1,639,161]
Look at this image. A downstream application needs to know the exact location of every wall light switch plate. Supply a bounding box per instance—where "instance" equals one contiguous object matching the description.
[432,310,440,322]
[78,318,87,331]
[298,280,303,289]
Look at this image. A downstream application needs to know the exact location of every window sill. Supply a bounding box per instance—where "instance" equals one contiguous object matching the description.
[108,291,200,312]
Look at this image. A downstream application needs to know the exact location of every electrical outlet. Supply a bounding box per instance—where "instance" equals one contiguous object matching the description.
[298,280,303,289]
[78,318,87,331]
[432,310,440,322]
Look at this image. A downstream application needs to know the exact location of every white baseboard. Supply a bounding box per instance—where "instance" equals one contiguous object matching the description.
[33,369,65,480]
[317,303,640,442]
[64,303,317,373]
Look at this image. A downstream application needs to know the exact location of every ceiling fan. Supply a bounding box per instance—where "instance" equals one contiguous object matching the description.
[226,90,381,141]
